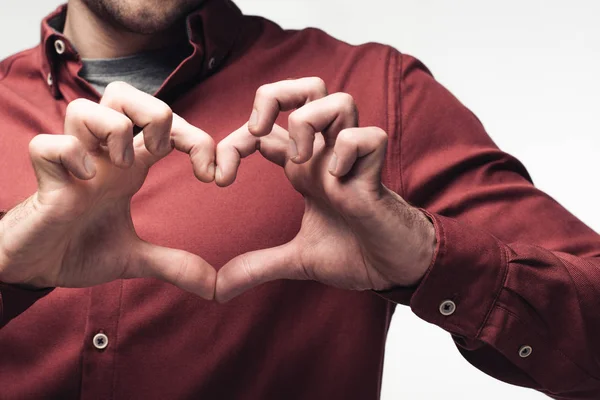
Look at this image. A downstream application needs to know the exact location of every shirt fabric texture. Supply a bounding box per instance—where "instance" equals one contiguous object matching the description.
[0,1,599,399]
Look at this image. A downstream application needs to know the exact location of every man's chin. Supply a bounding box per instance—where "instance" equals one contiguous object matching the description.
[113,16,179,35]
[81,0,203,35]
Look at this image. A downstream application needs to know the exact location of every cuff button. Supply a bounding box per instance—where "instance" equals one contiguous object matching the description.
[519,345,533,358]
[439,300,456,316]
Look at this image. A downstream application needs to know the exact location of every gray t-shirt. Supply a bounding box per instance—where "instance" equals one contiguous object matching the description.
[79,44,191,95]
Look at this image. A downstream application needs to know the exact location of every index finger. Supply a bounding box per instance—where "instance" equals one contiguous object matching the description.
[100,81,173,157]
[215,123,289,187]
[248,77,328,136]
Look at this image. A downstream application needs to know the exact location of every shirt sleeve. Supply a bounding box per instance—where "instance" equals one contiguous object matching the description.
[380,53,600,399]
[0,283,52,328]
[0,211,52,328]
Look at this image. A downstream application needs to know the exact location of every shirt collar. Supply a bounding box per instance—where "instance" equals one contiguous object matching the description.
[38,0,244,99]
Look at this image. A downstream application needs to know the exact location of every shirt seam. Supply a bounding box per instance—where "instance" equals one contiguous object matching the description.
[476,240,509,338]
[110,280,125,399]
[383,46,391,188]
[396,52,406,198]
[0,289,4,325]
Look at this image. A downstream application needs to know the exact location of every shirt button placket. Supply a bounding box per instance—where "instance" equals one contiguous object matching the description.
[80,281,124,400]
[93,333,109,350]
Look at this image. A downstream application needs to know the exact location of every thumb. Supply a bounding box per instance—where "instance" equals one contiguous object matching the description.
[131,241,217,300]
[216,241,303,303]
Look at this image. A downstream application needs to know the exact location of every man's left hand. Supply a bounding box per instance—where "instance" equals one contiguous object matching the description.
[215,78,436,302]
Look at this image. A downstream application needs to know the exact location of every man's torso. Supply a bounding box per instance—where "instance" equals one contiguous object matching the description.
[0,2,402,398]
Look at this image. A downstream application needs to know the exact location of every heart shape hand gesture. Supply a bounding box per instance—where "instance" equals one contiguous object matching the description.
[0,82,217,298]
[214,78,435,302]
[0,79,435,302]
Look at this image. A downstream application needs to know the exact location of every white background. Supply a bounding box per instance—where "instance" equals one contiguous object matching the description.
[2,1,599,399]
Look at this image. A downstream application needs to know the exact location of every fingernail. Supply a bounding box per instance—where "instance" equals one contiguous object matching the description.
[208,163,215,178]
[215,166,223,182]
[248,109,258,128]
[83,155,96,175]
[288,139,299,159]
[328,153,338,174]
[123,145,134,165]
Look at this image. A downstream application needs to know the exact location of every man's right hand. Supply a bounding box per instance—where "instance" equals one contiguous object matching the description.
[0,82,216,299]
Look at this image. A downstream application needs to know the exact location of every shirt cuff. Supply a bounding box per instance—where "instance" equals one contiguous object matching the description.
[0,283,53,327]
[379,210,508,340]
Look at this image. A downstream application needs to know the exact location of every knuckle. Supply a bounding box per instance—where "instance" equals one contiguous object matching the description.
[152,102,173,124]
[333,92,357,113]
[198,133,215,149]
[338,128,356,144]
[101,82,132,107]
[287,110,305,128]
[62,135,82,157]
[255,84,275,101]
[65,99,96,127]
[104,80,129,95]
[308,77,327,95]
[112,115,134,136]
[65,98,91,119]
[371,126,388,144]
[28,135,47,157]
[335,92,355,106]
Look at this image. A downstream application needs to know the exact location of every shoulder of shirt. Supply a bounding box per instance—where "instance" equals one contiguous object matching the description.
[253,16,396,56]
[248,16,434,80]
[0,46,39,84]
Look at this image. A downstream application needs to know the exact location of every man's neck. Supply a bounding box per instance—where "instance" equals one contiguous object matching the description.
[63,0,186,59]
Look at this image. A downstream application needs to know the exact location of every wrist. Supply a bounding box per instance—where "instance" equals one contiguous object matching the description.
[0,197,52,288]
[408,209,436,286]
[377,188,437,288]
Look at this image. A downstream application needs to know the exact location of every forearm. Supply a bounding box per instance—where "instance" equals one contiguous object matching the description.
[383,213,600,398]
[0,199,55,329]
[392,51,600,398]
[0,195,54,286]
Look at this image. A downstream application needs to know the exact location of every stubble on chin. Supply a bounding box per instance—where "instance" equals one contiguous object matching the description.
[80,0,204,34]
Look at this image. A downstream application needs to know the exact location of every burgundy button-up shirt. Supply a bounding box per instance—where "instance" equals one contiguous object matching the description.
[1,1,599,399]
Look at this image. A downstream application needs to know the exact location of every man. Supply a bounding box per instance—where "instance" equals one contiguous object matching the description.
[0,0,598,399]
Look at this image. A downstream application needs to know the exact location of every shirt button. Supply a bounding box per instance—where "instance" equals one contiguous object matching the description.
[519,345,533,358]
[54,39,66,55]
[439,300,456,316]
[208,57,217,70]
[46,73,53,87]
[92,332,109,350]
